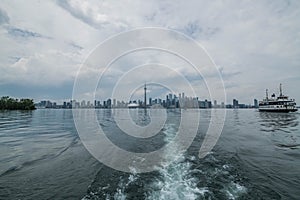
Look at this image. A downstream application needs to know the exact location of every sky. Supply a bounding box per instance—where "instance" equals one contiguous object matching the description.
[0,0,300,105]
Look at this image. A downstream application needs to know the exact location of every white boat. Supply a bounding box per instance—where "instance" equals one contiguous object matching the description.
[127,102,139,109]
[259,84,297,112]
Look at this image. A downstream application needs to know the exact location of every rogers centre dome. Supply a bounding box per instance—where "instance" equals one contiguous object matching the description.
[127,103,139,109]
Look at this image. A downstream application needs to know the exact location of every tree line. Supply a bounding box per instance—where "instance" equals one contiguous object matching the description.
[0,96,36,110]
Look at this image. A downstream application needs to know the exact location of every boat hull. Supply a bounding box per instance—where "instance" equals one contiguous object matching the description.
[258,108,298,113]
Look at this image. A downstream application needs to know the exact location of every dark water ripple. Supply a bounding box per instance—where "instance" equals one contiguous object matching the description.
[0,109,299,199]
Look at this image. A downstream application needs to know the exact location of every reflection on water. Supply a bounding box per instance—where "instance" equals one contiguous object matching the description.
[259,112,299,133]
[259,112,300,149]
[130,109,151,127]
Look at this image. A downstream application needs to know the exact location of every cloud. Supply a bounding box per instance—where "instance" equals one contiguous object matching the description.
[7,27,51,39]
[0,7,9,25]
[56,0,127,31]
[56,0,105,29]
[0,0,300,104]
[69,42,83,50]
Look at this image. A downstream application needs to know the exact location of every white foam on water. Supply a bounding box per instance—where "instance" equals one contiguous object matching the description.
[83,122,247,200]
[114,188,127,200]
[146,124,208,200]
[114,168,139,200]
[224,181,247,200]
[111,123,207,199]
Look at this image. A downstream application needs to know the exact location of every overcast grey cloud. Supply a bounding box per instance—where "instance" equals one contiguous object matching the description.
[7,26,51,39]
[0,0,300,104]
[0,7,9,25]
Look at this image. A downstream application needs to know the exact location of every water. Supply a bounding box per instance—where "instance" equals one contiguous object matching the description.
[0,109,299,199]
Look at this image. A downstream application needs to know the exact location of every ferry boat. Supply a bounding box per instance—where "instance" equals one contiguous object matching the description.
[259,84,297,112]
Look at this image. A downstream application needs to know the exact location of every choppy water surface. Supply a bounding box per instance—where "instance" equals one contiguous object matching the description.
[0,109,299,199]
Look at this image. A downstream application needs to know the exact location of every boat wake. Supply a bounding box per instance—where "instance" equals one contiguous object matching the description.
[83,123,248,200]
[145,124,206,199]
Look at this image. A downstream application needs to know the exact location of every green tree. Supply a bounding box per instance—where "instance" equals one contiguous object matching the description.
[0,96,36,110]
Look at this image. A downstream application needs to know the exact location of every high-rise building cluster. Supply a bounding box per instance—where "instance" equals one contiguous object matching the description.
[35,93,258,109]
[36,99,127,109]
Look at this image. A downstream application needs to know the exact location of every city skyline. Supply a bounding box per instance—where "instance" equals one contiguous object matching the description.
[2,83,290,107]
[35,89,259,109]
[32,81,286,106]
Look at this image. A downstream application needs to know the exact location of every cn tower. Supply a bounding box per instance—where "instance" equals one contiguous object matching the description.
[144,83,147,108]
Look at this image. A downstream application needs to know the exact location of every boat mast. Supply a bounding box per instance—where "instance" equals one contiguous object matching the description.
[279,83,282,96]
[266,89,268,100]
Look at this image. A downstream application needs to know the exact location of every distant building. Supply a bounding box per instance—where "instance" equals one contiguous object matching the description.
[221,102,225,108]
[166,93,174,108]
[113,99,116,108]
[107,99,111,108]
[238,104,246,108]
[233,99,239,108]
[226,104,233,109]
[81,100,86,108]
[206,100,212,108]
[199,99,212,108]
[67,101,72,109]
[96,101,101,108]
[74,102,80,108]
[254,99,258,108]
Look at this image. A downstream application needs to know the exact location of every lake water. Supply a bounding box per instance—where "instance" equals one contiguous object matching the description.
[0,109,299,199]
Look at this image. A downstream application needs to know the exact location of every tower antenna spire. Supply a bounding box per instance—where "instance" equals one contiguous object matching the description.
[144,82,147,109]
[280,83,282,96]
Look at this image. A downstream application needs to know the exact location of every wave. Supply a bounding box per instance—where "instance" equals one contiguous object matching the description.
[275,143,300,149]
[0,137,78,177]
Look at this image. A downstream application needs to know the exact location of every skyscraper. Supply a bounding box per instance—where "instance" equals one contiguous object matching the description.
[113,99,116,108]
[144,83,147,108]
[214,100,217,108]
[233,99,239,108]
[254,99,258,108]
